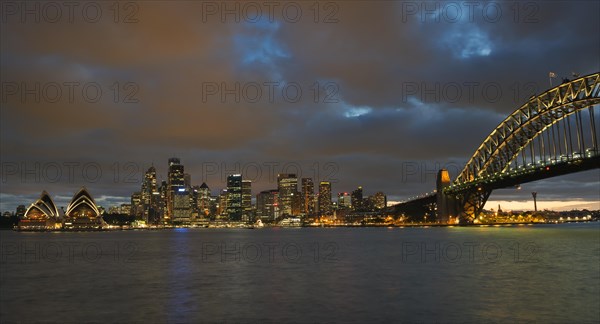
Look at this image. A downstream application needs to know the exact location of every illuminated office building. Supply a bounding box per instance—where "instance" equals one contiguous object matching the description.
[242,179,252,221]
[318,181,332,216]
[351,186,364,211]
[301,178,314,216]
[337,192,351,209]
[173,187,191,224]
[256,190,279,221]
[167,158,185,221]
[277,174,297,216]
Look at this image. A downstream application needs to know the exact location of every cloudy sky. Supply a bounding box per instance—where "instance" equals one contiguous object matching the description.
[1,0,599,212]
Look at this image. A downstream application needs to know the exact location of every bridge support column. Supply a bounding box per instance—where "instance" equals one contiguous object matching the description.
[436,169,457,224]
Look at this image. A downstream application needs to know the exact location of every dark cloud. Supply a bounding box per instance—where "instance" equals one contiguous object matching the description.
[1,1,599,211]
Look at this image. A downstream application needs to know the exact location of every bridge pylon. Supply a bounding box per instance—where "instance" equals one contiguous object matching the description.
[436,169,458,224]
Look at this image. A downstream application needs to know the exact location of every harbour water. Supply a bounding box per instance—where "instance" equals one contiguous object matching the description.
[1,222,599,323]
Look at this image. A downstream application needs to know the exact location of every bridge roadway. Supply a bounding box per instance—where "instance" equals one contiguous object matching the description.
[445,153,600,195]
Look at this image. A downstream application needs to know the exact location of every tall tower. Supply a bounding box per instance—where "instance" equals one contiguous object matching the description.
[226,174,243,221]
[218,189,228,219]
[242,179,252,221]
[351,186,363,211]
[301,178,315,217]
[318,181,332,216]
[198,182,211,218]
[167,158,185,221]
[277,174,298,216]
[141,166,158,222]
[159,180,168,221]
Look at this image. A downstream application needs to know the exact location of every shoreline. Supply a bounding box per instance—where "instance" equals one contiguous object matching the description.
[8,219,598,232]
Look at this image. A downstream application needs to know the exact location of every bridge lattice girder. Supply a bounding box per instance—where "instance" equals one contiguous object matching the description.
[456,73,600,184]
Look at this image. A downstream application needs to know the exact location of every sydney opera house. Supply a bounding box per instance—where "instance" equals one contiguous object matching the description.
[18,187,105,230]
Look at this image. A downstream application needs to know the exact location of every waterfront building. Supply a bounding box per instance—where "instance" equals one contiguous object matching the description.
[337,192,351,209]
[277,174,298,216]
[167,158,185,221]
[242,179,252,221]
[351,186,364,211]
[172,188,191,224]
[318,181,332,216]
[64,187,103,229]
[226,174,243,221]
[256,190,279,221]
[301,178,315,216]
[18,191,60,229]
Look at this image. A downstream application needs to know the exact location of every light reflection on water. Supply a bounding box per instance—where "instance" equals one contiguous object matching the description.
[1,222,598,323]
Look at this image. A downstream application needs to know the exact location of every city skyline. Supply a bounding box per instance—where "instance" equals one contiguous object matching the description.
[8,156,392,221]
[2,154,597,214]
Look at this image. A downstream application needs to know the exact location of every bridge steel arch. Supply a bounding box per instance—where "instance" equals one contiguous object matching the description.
[446,73,600,223]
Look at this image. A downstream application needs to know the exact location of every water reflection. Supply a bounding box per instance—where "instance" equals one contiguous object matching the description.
[1,223,598,323]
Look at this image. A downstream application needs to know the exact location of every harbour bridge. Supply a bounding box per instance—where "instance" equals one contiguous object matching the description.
[390,72,600,224]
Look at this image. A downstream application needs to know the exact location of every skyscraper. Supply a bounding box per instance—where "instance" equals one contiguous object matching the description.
[337,192,351,209]
[173,187,191,224]
[226,174,242,221]
[131,192,142,218]
[256,190,279,221]
[149,191,162,224]
[301,178,314,216]
[351,186,364,211]
[198,182,211,218]
[159,180,168,222]
[318,181,332,216]
[191,185,200,216]
[291,191,302,216]
[277,173,297,216]
[167,158,185,221]
[242,179,252,221]
[218,189,228,219]
[141,166,158,203]
[141,166,158,222]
